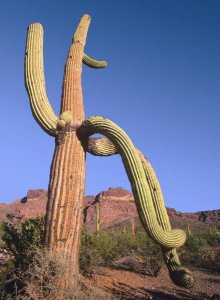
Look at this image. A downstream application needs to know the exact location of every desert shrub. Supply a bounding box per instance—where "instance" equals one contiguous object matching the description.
[184,234,207,253]
[204,233,220,247]
[181,232,220,272]
[133,229,163,275]
[0,260,14,293]
[0,217,45,296]
[184,232,220,254]
[80,228,138,271]
[1,249,117,300]
[2,216,45,270]
[79,227,163,276]
[0,223,5,248]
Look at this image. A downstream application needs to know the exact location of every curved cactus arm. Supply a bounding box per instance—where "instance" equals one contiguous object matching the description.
[86,137,118,156]
[139,152,194,288]
[25,23,59,136]
[79,116,186,249]
[83,53,107,68]
[85,136,194,288]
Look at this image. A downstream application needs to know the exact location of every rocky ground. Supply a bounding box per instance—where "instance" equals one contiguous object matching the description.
[83,266,220,300]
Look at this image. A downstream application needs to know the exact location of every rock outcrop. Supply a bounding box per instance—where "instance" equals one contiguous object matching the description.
[0,189,47,223]
[0,188,219,233]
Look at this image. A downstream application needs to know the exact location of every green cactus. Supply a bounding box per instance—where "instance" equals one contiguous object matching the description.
[83,53,107,68]
[25,14,193,290]
[84,128,194,288]
[187,223,192,235]
[80,116,186,249]
[25,15,107,288]
[96,201,100,236]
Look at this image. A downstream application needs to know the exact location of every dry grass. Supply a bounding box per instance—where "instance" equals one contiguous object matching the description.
[1,248,116,300]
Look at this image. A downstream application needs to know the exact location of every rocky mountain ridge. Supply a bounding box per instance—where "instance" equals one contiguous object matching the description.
[0,188,219,232]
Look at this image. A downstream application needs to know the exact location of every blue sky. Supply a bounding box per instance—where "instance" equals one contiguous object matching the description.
[0,1,219,212]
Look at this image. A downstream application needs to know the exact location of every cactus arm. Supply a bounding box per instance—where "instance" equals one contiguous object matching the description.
[139,152,194,288]
[85,136,194,288]
[25,23,59,136]
[80,116,186,249]
[83,53,107,68]
[86,137,118,156]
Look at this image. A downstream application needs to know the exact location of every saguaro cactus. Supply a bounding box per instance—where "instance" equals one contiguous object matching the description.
[84,126,194,287]
[25,14,193,290]
[96,201,100,235]
[25,15,107,287]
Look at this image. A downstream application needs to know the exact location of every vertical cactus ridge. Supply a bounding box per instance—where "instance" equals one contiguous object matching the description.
[85,135,194,288]
[138,151,170,230]
[25,23,58,136]
[80,116,186,249]
[60,16,89,119]
[45,15,91,263]
[73,14,91,47]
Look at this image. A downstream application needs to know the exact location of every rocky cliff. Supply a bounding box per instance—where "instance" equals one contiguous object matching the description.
[0,188,219,232]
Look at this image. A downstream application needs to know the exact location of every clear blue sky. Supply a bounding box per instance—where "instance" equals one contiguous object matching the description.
[0,1,219,212]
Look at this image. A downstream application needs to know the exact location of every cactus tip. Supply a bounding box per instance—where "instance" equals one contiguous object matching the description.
[169,267,194,288]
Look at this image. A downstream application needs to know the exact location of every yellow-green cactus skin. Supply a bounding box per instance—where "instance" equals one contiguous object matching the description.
[84,129,194,288]
[83,53,107,68]
[79,116,186,249]
[139,152,194,288]
[25,23,59,136]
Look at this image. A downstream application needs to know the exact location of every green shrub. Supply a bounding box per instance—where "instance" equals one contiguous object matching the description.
[205,233,220,247]
[0,217,45,296]
[79,227,163,276]
[0,223,6,248]
[0,260,14,293]
[185,235,207,253]
[181,232,220,272]
[2,216,45,270]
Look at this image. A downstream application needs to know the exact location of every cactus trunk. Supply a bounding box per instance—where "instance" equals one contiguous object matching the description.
[44,16,91,285]
[25,15,107,290]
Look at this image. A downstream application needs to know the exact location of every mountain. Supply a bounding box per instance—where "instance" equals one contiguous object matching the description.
[0,188,219,233]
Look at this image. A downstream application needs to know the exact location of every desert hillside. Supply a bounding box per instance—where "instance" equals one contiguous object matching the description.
[0,187,219,233]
